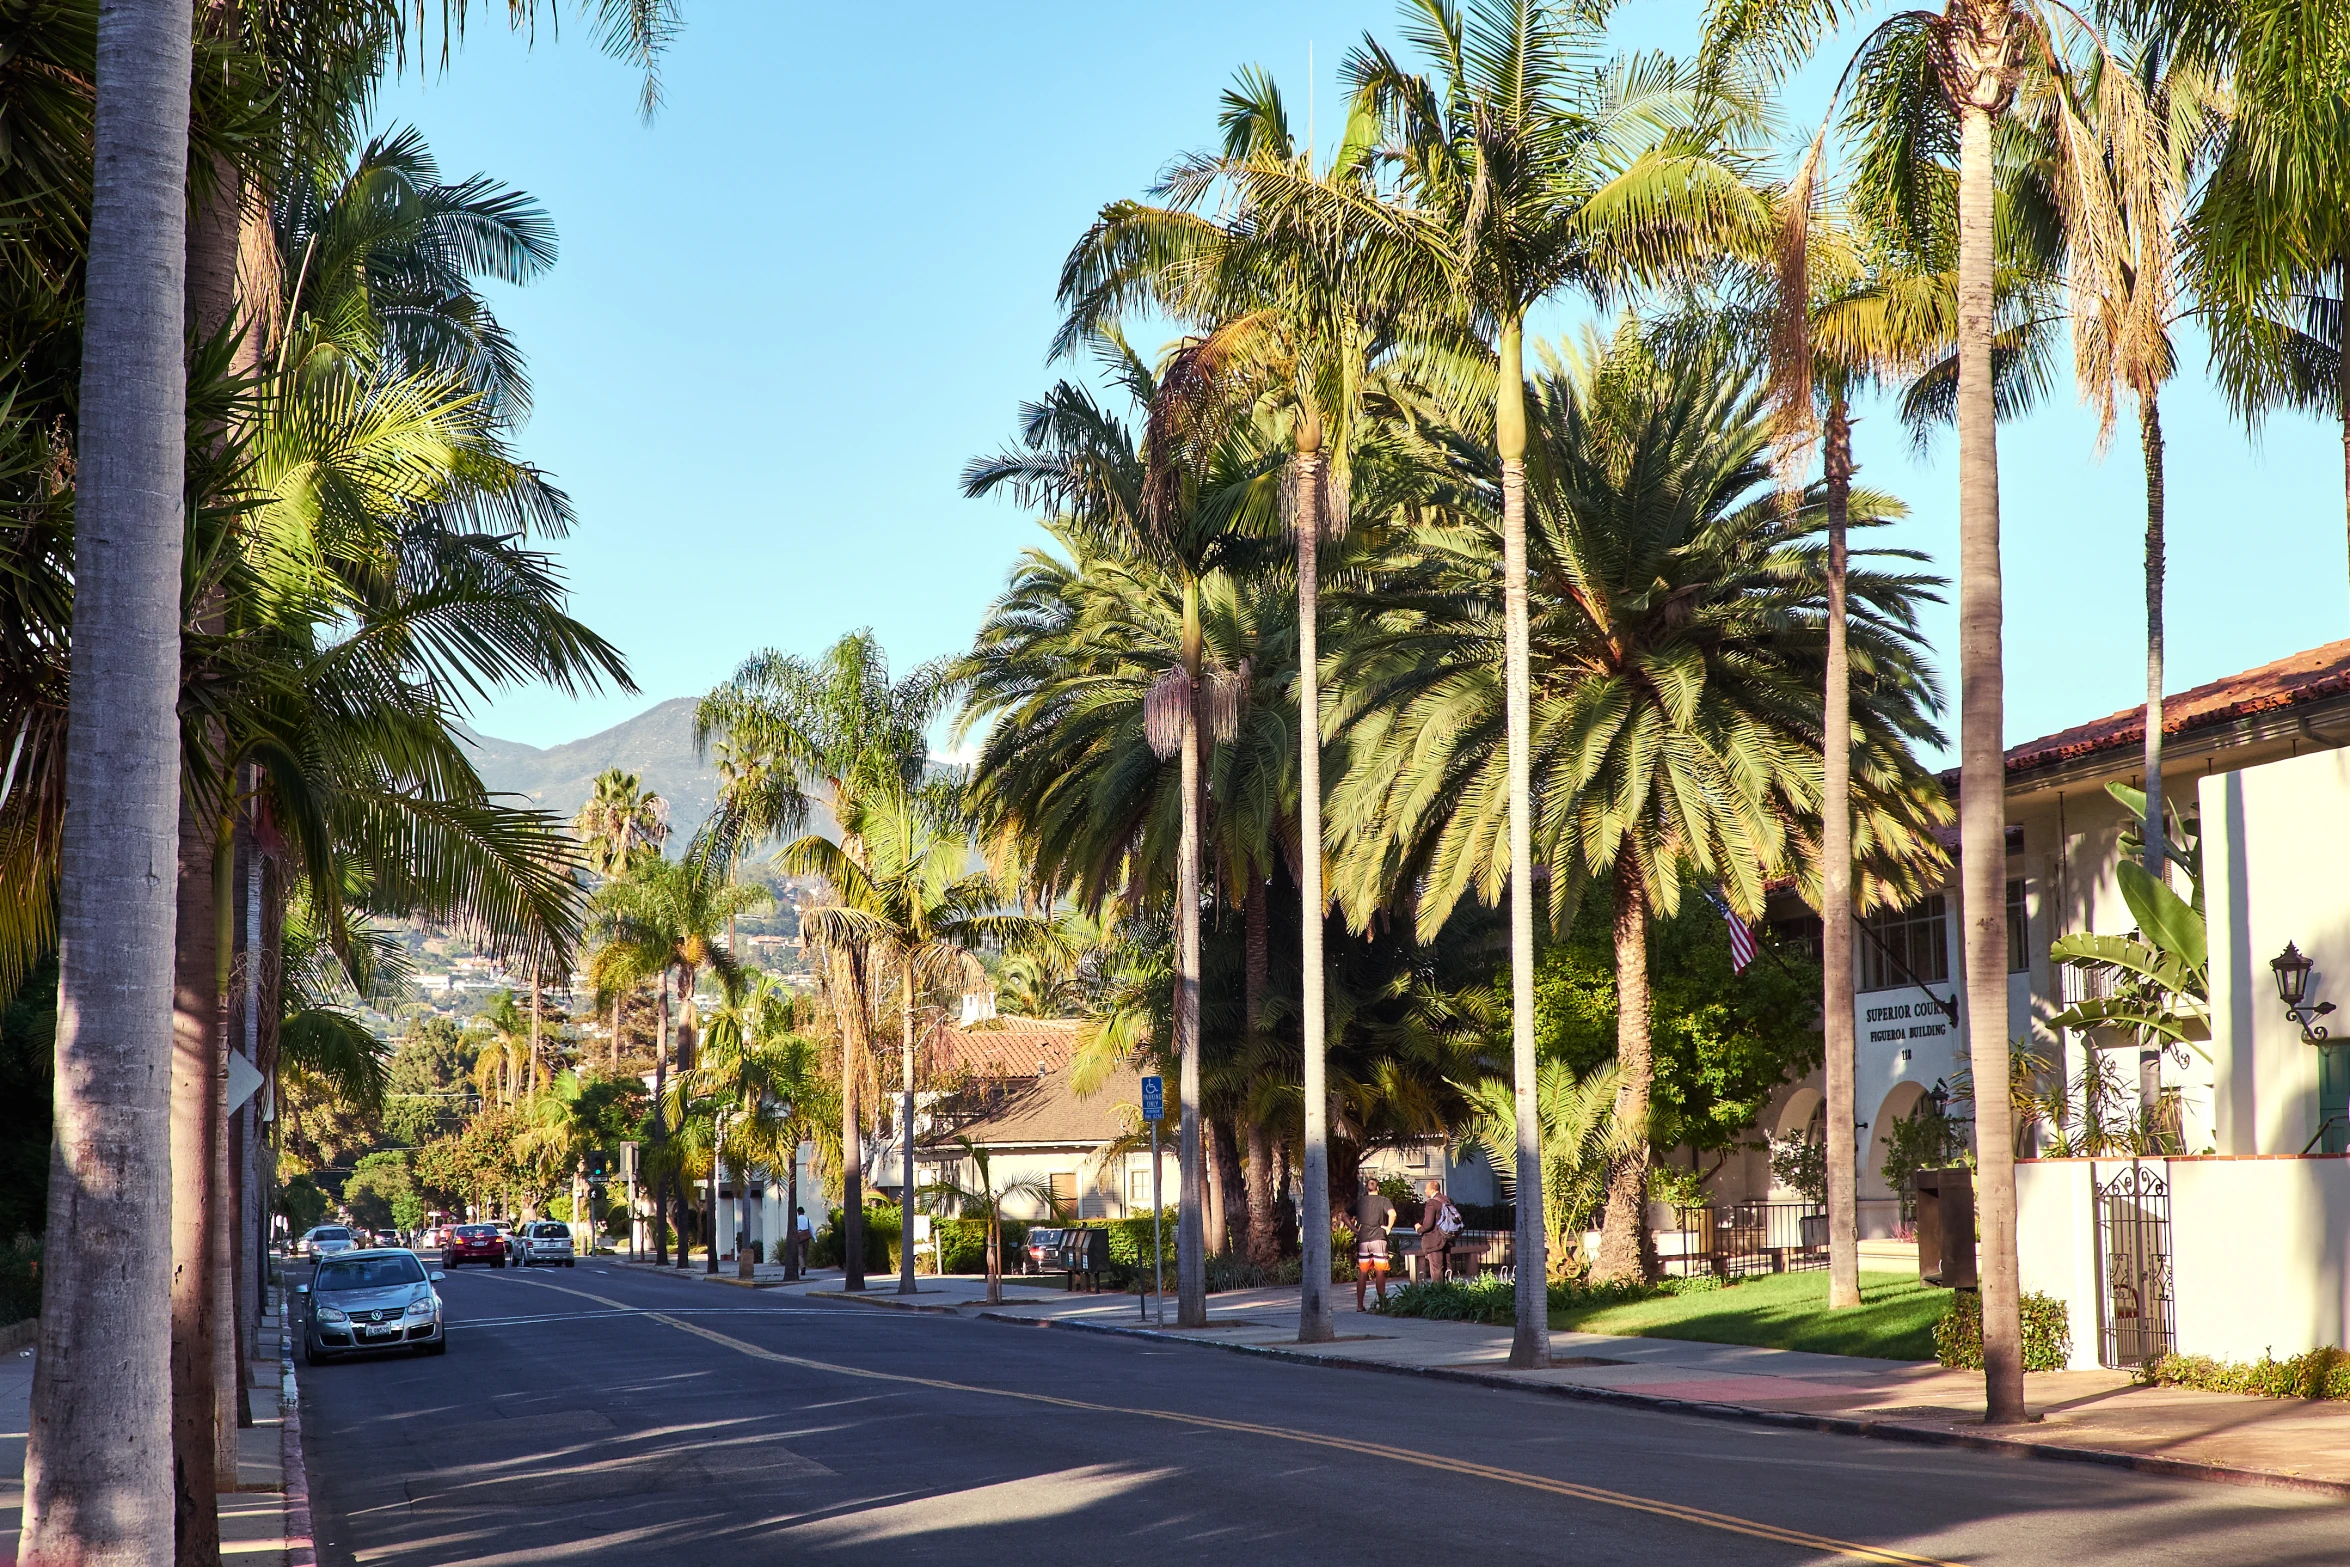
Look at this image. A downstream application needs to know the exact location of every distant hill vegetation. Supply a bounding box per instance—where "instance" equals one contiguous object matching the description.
[457,697,838,846]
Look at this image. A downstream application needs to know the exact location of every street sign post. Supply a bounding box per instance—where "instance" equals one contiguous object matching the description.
[1141,1075,1165,1325]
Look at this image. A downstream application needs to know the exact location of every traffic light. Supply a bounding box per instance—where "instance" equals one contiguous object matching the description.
[586,1148,612,1181]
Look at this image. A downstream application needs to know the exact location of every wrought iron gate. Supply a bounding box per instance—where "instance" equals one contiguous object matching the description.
[2095,1162,2175,1369]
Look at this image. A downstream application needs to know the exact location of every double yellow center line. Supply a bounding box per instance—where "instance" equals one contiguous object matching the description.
[499,1273,1962,1566]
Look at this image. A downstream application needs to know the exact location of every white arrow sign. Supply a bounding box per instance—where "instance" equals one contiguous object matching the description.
[226,1049,264,1114]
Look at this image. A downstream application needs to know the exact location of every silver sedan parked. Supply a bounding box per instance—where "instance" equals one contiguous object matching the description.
[301,1225,357,1261]
[512,1220,576,1268]
[301,1249,446,1362]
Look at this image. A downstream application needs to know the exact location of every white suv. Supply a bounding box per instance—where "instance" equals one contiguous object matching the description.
[514,1220,576,1268]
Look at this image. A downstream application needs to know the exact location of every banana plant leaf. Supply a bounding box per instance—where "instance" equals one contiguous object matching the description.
[2115,858,2206,984]
[2043,994,2208,1055]
[2048,931,2193,994]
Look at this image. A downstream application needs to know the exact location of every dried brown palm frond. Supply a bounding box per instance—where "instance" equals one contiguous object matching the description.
[1143,667,1192,759]
[1200,658,1248,743]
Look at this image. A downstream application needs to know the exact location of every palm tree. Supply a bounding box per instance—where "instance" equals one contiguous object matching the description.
[2172,0,2350,605]
[1256,0,1765,1365]
[925,1138,1057,1305]
[574,769,670,878]
[676,976,812,1280]
[1056,64,1467,1343]
[1705,0,2072,1428]
[19,0,194,1550]
[960,343,1259,1327]
[590,855,762,1268]
[694,630,948,1292]
[783,783,1047,1296]
[2021,29,2224,886]
[1705,181,1977,1310]
[1327,328,1950,1284]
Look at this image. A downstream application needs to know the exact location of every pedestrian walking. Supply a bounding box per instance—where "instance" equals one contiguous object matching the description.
[793,1205,813,1274]
[1415,1181,1462,1281]
[1354,1177,1397,1311]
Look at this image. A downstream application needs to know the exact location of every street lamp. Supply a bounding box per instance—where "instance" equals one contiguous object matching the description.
[2271,942,2335,1043]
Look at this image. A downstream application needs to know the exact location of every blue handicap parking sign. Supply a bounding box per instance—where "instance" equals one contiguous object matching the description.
[1140,1075,1164,1121]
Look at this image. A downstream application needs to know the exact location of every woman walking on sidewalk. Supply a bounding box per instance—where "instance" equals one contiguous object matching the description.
[1354,1179,1397,1311]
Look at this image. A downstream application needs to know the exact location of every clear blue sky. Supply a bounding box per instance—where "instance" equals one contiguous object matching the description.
[379,0,2348,766]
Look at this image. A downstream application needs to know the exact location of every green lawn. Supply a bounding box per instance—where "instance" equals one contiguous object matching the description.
[1552,1271,1949,1361]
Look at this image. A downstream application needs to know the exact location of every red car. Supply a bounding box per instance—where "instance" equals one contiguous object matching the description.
[442,1223,508,1269]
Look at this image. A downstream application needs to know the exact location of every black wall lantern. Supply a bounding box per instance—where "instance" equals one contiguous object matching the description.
[2272,942,2335,1043]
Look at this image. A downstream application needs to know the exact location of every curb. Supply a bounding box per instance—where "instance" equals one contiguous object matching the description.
[810,1290,964,1316]
[278,1290,316,1567]
[971,1310,2350,1502]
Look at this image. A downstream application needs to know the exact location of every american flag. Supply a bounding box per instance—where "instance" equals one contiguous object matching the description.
[1704,888,1757,975]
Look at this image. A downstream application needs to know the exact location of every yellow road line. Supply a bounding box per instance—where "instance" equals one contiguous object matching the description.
[497,1274,1961,1567]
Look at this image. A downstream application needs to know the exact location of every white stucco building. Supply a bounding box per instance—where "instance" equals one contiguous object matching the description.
[1739,639,2350,1369]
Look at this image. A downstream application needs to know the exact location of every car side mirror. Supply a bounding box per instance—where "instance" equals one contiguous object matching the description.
[295,1284,309,1296]
[428,1270,445,1282]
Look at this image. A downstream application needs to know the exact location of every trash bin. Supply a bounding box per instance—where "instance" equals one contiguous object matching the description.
[1913,1166,1978,1289]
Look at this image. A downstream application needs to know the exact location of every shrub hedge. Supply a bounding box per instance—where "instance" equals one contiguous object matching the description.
[1372,1274,1710,1324]
[1933,1289,2072,1371]
[2136,1347,2350,1401]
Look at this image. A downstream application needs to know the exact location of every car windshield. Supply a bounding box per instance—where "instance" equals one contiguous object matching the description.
[314,1228,350,1240]
[532,1224,566,1237]
[314,1255,425,1292]
[455,1226,494,1239]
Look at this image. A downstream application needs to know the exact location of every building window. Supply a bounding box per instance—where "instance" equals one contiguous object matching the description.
[1859,894,1949,993]
[1127,1167,1158,1208]
[1048,1171,1076,1213]
[2007,879,2029,974]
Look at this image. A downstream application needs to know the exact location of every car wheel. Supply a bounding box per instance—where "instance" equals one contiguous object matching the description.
[302,1336,330,1367]
[564,1259,575,1268]
[493,1258,505,1269]
[420,1338,447,1357]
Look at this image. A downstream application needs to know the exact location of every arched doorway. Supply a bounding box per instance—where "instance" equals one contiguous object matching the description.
[1864,1081,1927,1203]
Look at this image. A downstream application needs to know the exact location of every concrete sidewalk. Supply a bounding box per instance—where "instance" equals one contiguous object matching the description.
[618,1262,2350,1496]
[0,1286,305,1566]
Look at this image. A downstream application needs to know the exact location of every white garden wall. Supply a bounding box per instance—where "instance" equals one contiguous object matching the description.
[2017,1155,2350,1370]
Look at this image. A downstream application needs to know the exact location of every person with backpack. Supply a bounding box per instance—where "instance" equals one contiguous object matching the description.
[1415,1181,1463,1281]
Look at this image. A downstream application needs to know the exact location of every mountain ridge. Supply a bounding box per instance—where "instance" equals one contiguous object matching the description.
[457,697,722,839]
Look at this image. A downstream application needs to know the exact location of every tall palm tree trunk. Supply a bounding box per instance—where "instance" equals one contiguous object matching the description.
[1207,1116,1241,1255]
[838,944,867,1291]
[23,0,195,1556]
[706,1120,721,1275]
[785,1150,801,1280]
[1176,681,1207,1327]
[898,965,918,1295]
[2141,395,2166,878]
[1955,58,2027,1425]
[1295,435,1332,1344]
[1242,882,1279,1267]
[529,974,543,1098]
[1595,865,1656,1284]
[1498,316,1549,1366]
[650,975,670,1266]
[2338,260,2349,608]
[169,799,222,1565]
[208,819,239,1483]
[1822,401,1862,1312]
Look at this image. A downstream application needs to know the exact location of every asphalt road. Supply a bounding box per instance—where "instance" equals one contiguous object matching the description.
[295,1259,2347,1566]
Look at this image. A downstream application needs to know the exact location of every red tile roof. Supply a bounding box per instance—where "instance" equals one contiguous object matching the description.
[2004,639,2350,776]
[921,1017,1082,1081]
